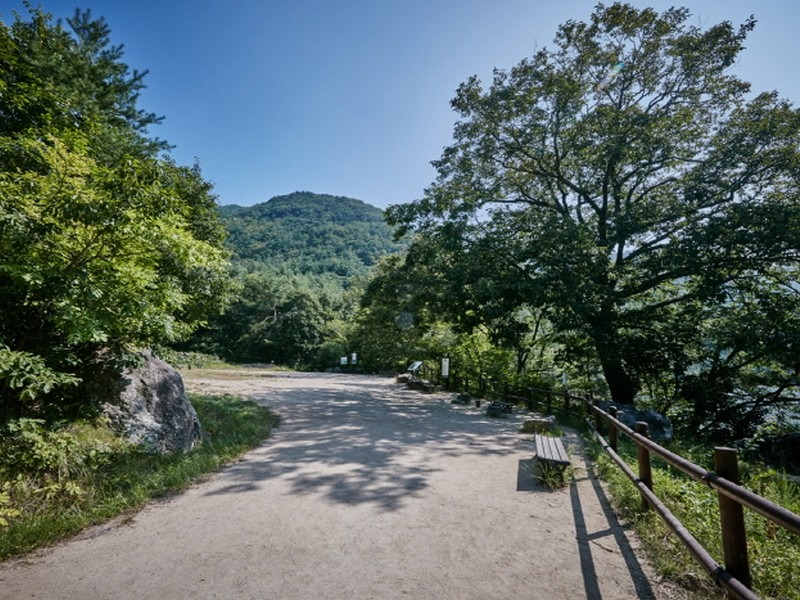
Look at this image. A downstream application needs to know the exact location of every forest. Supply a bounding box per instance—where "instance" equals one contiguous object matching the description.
[368,4,800,458]
[179,191,405,368]
[1,4,800,464]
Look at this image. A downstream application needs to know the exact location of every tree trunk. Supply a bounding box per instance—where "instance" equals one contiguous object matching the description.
[599,354,638,405]
[590,314,638,405]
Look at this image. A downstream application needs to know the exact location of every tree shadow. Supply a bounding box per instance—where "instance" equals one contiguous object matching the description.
[203,376,527,512]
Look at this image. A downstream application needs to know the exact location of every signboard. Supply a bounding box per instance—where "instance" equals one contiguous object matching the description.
[406,360,423,373]
[441,357,450,378]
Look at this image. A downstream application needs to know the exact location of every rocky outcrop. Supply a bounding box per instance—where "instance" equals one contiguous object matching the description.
[90,350,203,453]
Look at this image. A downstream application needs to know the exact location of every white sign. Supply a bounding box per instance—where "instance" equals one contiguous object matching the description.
[441,357,450,378]
[340,356,348,366]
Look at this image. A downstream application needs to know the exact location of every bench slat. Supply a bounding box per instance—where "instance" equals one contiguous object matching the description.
[535,434,570,465]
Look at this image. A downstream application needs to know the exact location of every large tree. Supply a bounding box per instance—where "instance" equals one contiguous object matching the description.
[0,8,230,418]
[388,3,800,411]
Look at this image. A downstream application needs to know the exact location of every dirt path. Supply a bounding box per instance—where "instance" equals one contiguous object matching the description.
[0,371,675,599]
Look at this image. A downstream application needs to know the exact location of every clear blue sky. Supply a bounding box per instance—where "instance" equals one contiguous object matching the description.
[4,1,799,208]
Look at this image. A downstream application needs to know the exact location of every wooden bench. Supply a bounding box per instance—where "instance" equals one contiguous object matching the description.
[534,434,571,482]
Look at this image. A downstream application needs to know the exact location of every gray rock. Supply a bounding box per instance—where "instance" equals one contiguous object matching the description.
[599,401,673,442]
[521,416,556,433]
[451,392,472,405]
[486,401,507,418]
[92,350,203,453]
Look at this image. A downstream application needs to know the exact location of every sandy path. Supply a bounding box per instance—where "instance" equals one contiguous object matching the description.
[0,372,672,599]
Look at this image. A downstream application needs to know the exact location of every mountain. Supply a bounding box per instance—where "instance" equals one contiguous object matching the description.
[220,191,403,279]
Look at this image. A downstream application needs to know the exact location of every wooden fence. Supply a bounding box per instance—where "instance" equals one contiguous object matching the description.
[417,372,800,600]
[588,402,800,600]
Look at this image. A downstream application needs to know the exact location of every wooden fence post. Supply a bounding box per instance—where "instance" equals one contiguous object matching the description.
[635,421,652,511]
[715,447,752,590]
[608,406,618,452]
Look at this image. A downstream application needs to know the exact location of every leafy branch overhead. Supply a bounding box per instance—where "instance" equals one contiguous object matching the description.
[0,7,231,418]
[386,3,800,433]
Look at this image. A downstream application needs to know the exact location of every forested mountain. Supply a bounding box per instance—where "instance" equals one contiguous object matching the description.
[179,192,404,367]
[221,192,403,279]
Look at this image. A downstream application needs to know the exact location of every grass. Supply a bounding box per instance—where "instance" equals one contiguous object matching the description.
[0,393,279,561]
[534,461,574,489]
[590,436,800,599]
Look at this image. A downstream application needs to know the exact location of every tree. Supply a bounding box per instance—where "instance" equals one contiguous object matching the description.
[388,3,800,410]
[399,222,555,377]
[0,7,166,156]
[184,265,343,368]
[0,7,230,418]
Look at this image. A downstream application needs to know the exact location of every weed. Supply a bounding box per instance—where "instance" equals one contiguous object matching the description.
[0,394,278,560]
[532,460,573,490]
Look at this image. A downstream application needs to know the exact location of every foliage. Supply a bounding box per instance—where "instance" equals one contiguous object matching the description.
[0,418,120,480]
[385,3,800,440]
[180,192,404,369]
[349,255,434,372]
[222,192,404,280]
[183,264,346,368]
[0,6,166,154]
[351,255,562,388]
[0,482,20,528]
[0,347,80,404]
[0,394,278,559]
[534,461,573,490]
[449,330,515,389]
[150,347,228,370]
[0,7,231,418]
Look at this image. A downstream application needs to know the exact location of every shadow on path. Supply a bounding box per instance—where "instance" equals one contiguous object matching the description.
[204,376,526,512]
[571,452,657,599]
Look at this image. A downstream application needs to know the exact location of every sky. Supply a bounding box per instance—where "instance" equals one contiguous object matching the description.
[3,1,799,209]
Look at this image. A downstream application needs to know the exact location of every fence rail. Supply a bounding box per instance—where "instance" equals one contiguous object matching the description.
[414,373,800,599]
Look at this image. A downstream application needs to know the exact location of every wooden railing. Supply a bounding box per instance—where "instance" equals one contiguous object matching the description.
[586,402,800,600]
[419,374,800,599]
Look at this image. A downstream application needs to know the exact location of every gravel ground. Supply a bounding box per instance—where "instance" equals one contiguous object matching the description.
[0,371,680,599]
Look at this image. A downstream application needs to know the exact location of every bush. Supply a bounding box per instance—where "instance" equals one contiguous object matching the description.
[0,394,277,559]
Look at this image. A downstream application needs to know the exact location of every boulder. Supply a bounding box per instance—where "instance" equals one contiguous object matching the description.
[521,416,556,434]
[486,401,507,418]
[599,401,673,442]
[451,392,472,405]
[90,350,203,453]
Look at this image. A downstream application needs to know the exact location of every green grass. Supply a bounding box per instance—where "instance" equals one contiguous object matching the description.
[533,461,574,490]
[0,394,278,561]
[590,437,800,599]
